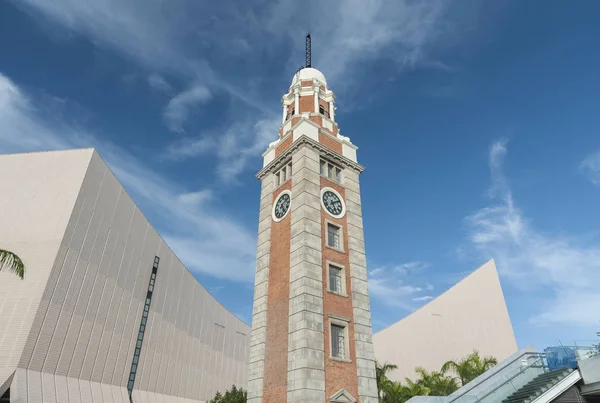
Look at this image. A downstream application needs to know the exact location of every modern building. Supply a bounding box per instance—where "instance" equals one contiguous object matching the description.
[0,149,250,403]
[373,259,518,383]
[247,65,379,403]
[407,345,600,403]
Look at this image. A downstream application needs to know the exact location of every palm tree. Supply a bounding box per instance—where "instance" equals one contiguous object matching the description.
[414,367,459,396]
[402,378,431,398]
[376,361,398,402]
[0,249,25,279]
[442,350,497,386]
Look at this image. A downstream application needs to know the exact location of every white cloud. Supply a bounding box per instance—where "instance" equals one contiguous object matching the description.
[0,71,257,283]
[465,139,600,325]
[11,0,475,182]
[12,0,194,75]
[167,117,280,182]
[147,73,172,93]
[166,137,216,160]
[368,263,433,310]
[12,0,468,94]
[178,190,212,205]
[412,296,434,302]
[579,151,600,185]
[164,85,212,132]
[393,261,430,275]
[267,0,455,84]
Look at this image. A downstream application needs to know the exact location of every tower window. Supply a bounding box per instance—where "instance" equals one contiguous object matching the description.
[319,105,325,115]
[328,264,344,294]
[275,161,292,187]
[327,223,342,250]
[286,107,295,121]
[331,324,346,359]
[326,260,346,296]
[320,159,342,183]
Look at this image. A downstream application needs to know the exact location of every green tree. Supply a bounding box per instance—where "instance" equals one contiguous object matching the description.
[441,350,497,386]
[402,378,431,398]
[209,385,247,403]
[380,379,431,403]
[376,361,398,402]
[0,249,25,279]
[414,367,459,396]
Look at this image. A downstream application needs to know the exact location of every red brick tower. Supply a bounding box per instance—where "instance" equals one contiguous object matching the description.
[248,63,378,403]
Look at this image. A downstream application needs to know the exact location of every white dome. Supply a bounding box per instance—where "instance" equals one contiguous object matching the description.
[290,67,327,87]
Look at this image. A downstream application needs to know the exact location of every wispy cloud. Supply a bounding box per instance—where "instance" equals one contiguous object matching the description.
[267,0,456,84]
[368,262,434,310]
[14,0,461,86]
[393,260,430,275]
[11,0,474,181]
[0,71,257,282]
[177,190,213,206]
[412,296,434,302]
[164,84,212,132]
[579,151,600,185]
[464,139,600,326]
[147,73,172,93]
[167,117,280,183]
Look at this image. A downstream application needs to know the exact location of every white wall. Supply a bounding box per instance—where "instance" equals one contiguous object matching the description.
[0,149,92,372]
[0,149,250,402]
[373,260,518,383]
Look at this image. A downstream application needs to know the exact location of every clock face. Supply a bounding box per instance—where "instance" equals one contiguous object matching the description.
[273,192,291,221]
[322,190,344,217]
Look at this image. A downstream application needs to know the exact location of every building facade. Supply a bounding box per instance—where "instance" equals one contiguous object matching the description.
[247,68,379,403]
[0,149,250,403]
[373,259,518,383]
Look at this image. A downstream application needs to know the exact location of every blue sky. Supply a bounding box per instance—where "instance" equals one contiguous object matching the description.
[2,0,600,352]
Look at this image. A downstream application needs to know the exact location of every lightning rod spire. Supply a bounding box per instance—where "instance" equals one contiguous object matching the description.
[305,34,311,68]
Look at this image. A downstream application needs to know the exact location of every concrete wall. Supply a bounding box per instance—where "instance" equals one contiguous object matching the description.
[579,355,600,384]
[0,149,250,403]
[373,260,518,383]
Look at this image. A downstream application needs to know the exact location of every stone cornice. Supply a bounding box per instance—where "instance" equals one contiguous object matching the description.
[256,135,365,180]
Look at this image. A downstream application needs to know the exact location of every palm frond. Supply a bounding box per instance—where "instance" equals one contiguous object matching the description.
[0,249,25,279]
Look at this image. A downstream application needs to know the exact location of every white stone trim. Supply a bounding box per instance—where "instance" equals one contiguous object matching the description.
[342,142,357,163]
[272,190,292,222]
[320,187,346,219]
[248,174,274,403]
[330,388,357,403]
[262,148,275,168]
[257,134,365,180]
[293,120,319,143]
[329,101,335,122]
[287,147,326,403]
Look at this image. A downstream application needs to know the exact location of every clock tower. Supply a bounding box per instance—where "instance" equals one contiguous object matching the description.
[248,58,378,403]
